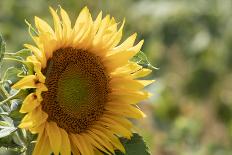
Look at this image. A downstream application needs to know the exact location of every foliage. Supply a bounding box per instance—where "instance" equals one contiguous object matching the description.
[0,0,232,154]
[0,34,34,154]
[116,133,150,155]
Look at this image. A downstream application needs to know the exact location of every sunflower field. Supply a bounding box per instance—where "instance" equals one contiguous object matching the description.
[0,0,232,155]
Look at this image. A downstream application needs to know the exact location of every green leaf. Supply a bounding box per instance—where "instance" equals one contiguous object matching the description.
[0,90,28,106]
[0,112,8,116]
[14,49,32,59]
[0,121,10,127]
[0,127,16,138]
[0,135,24,154]
[0,115,16,138]
[2,58,34,75]
[132,51,159,70]
[4,49,32,61]
[0,34,6,65]
[0,147,21,155]
[2,67,23,84]
[116,133,151,155]
[12,132,25,146]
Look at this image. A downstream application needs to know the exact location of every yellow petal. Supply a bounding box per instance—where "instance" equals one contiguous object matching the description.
[73,8,92,46]
[131,68,152,79]
[77,134,94,155]
[111,62,142,77]
[20,93,40,113]
[110,90,150,104]
[87,130,115,154]
[75,14,94,50]
[111,78,154,90]
[93,11,102,35]
[91,125,127,151]
[82,132,111,155]
[93,15,110,46]
[26,55,42,73]
[93,125,125,153]
[24,44,46,68]
[102,114,132,129]
[94,149,104,155]
[74,7,89,28]
[102,22,123,50]
[35,83,48,102]
[25,20,41,47]
[110,19,125,48]
[60,8,72,43]
[109,17,116,26]
[36,33,57,59]
[46,122,61,155]
[34,16,55,36]
[105,40,143,72]
[106,104,146,119]
[19,107,48,129]
[73,7,90,38]
[70,134,85,155]
[97,120,132,139]
[33,130,52,155]
[18,121,33,129]
[70,141,81,155]
[49,7,62,42]
[113,33,137,51]
[12,75,37,89]
[60,128,71,155]
[128,39,144,54]
[29,122,46,134]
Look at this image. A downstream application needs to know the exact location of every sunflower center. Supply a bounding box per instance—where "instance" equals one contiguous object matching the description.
[41,48,110,133]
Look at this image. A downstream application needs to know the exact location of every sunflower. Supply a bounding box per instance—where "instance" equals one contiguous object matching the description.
[13,6,153,155]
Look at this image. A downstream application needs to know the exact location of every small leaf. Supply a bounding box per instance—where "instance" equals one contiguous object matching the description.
[132,51,159,70]
[2,67,23,84]
[0,105,11,114]
[0,127,17,138]
[0,121,10,127]
[4,49,32,61]
[1,115,14,126]
[2,57,34,75]
[0,90,28,106]
[116,133,151,155]
[0,112,9,116]
[12,132,25,146]
[0,33,6,65]
[0,115,16,138]
[15,49,32,59]
[10,100,20,111]
[0,147,21,155]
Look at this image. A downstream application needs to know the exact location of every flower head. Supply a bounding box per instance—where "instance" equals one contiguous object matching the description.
[13,6,153,155]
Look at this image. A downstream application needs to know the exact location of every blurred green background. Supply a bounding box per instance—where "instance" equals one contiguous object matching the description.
[1,0,232,154]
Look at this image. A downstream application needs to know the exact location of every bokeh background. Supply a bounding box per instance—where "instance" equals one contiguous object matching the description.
[1,0,232,154]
